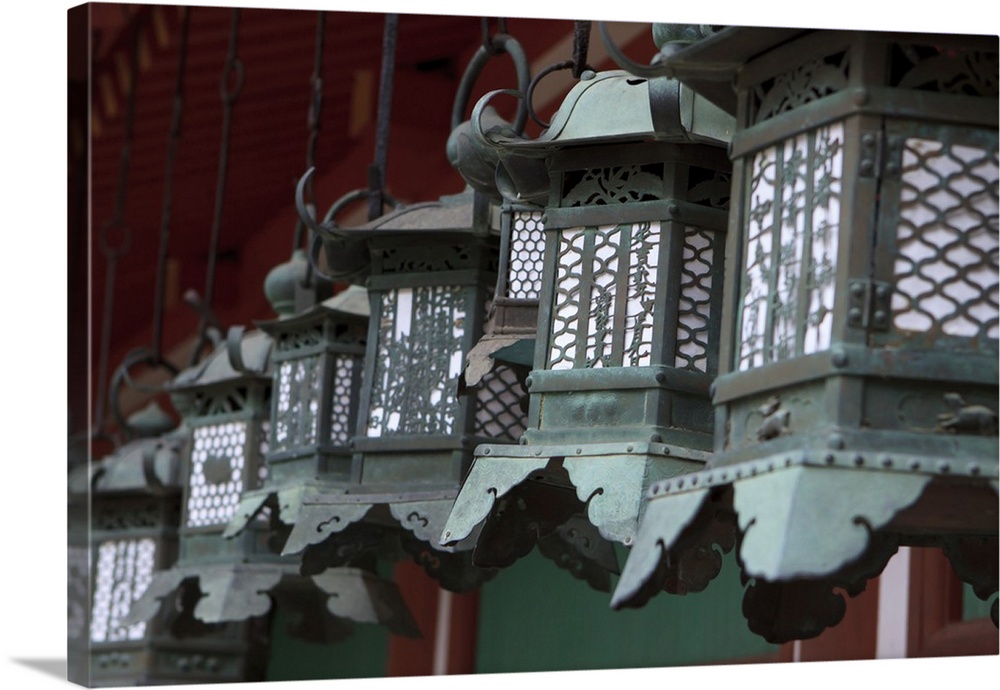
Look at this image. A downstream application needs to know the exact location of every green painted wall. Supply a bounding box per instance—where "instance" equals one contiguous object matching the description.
[475,549,777,674]
[265,608,390,681]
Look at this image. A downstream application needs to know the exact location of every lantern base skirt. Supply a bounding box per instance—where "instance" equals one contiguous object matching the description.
[612,449,999,641]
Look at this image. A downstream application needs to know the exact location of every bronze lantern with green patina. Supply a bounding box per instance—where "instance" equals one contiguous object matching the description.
[608,25,999,642]
[68,404,271,686]
[275,186,531,592]
[440,68,736,590]
[124,322,418,648]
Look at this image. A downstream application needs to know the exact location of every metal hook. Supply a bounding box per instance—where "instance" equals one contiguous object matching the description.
[597,21,671,79]
[452,34,530,135]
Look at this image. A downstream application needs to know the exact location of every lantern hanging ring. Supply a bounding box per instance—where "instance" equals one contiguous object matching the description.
[524,59,595,130]
[108,346,180,438]
[451,32,530,135]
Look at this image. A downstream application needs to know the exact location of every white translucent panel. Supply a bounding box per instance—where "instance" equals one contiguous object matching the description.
[549,229,586,369]
[508,210,546,299]
[803,123,843,354]
[584,225,624,368]
[623,221,660,368]
[186,421,248,527]
[893,137,999,339]
[367,286,467,437]
[738,124,843,369]
[90,538,156,644]
[675,226,713,371]
[739,146,777,371]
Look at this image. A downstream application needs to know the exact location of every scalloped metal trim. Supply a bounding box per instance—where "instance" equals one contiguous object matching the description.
[439,455,550,545]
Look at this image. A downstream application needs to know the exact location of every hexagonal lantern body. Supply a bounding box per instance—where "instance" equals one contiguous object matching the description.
[279,190,527,592]
[68,420,269,686]
[441,71,736,588]
[612,27,999,642]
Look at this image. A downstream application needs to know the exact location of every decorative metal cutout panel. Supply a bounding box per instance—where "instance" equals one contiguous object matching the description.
[507,210,546,299]
[90,538,156,643]
[549,222,661,370]
[738,123,843,370]
[274,324,324,353]
[892,137,999,340]
[751,52,849,124]
[675,227,717,372]
[891,44,999,96]
[186,421,249,528]
[273,356,322,452]
[562,164,664,206]
[93,501,165,531]
[473,363,528,440]
[367,286,467,437]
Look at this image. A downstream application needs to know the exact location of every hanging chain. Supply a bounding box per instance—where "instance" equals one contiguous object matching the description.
[152,6,190,359]
[293,10,327,291]
[94,7,144,442]
[526,20,594,129]
[191,7,243,366]
[368,13,398,222]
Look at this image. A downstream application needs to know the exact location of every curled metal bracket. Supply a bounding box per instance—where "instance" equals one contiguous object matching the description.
[451,33,530,135]
[597,21,670,79]
[141,439,172,495]
[108,347,179,437]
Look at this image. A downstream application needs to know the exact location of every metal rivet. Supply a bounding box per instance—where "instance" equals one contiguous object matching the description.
[691,476,698,485]
[525,377,533,389]
[484,447,491,455]
[832,350,849,367]
[677,479,685,488]
[519,436,527,445]
[624,536,632,545]
[650,434,662,443]
[873,309,887,324]
[909,459,921,471]
[853,454,864,467]
[885,162,898,175]
[654,371,666,384]
[851,282,865,297]
[627,445,634,452]
[667,203,680,215]
[576,448,583,455]
[652,485,659,494]
[720,472,727,481]
[534,449,541,456]
[767,462,775,472]
[881,455,893,468]
[706,474,714,483]
[969,463,981,476]
[875,284,890,299]
[825,453,836,465]
[662,447,671,455]
[855,89,870,106]
[735,469,742,479]
[848,307,863,322]
[444,531,451,539]
[785,457,793,467]
[938,461,951,473]
[581,70,596,81]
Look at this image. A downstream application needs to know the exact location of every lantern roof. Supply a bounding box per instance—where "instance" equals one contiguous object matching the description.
[71,429,186,497]
[637,25,998,116]
[171,329,273,390]
[349,189,491,238]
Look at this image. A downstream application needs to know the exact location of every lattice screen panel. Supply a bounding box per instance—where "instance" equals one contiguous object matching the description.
[90,538,156,643]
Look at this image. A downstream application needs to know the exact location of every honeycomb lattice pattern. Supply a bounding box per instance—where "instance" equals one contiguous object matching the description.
[329,355,358,446]
[507,210,545,299]
[675,228,716,372]
[186,422,247,528]
[892,137,999,340]
[474,364,527,440]
[90,538,155,643]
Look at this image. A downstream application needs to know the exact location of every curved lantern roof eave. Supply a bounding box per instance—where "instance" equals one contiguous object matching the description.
[170,329,274,391]
[72,428,187,497]
[339,189,495,240]
[255,285,371,336]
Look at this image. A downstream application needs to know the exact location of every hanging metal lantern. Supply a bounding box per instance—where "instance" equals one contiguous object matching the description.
[68,404,271,686]
[125,325,419,645]
[608,25,999,642]
[440,69,736,589]
[281,186,533,591]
